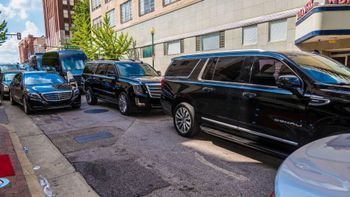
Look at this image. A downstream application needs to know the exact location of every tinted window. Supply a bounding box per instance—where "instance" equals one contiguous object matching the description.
[83,63,97,74]
[202,58,218,80]
[116,62,158,77]
[24,73,65,85]
[0,64,18,72]
[212,56,249,82]
[95,64,107,75]
[106,64,116,76]
[289,54,350,85]
[251,57,293,86]
[3,73,18,81]
[61,54,87,71]
[166,59,199,77]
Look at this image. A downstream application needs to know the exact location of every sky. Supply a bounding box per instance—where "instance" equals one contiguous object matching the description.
[0,0,45,63]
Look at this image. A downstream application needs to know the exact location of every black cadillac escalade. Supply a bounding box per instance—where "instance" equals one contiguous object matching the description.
[161,50,350,156]
[82,60,162,115]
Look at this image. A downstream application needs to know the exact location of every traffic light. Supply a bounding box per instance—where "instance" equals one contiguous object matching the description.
[16,32,21,40]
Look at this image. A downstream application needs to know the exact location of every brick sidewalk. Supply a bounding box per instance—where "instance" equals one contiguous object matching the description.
[0,124,31,197]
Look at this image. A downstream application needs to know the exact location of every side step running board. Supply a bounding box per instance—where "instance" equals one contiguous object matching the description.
[200,126,288,158]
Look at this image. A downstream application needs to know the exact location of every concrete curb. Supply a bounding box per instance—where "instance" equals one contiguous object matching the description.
[2,124,45,197]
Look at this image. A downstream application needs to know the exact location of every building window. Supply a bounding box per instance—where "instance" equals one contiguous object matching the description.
[197,32,225,51]
[69,0,74,5]
[105,0,112,3]
[142,46,153,58]
[269,19,287,42]
[121,0,132,23]
[93,16,102,28]
[63,10,69,18]
[106,9,116,27]
[64,23,70,31]
[164,40,183,55]
[163,0,177,6]
[63,0,68,5]
[91,0,101,11]
[139,0,154,16]
[243,25,257,46]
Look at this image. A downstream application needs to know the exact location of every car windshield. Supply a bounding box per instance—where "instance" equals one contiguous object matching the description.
[24,73,66,85]
[117,62,158,77]
[0,64,18,72]
[3,73,18,81]
[61,55,86,71]
[289,54,350,85]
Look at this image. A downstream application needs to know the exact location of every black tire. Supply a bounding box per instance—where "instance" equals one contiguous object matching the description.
[118,92,132,115]
[23,97,32,114]
[86,88,97,105]
[173,102,200,137]
[10,91,16,105]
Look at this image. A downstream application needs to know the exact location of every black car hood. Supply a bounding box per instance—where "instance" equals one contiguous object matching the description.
[27,84,72,93]
[120,76,162,85]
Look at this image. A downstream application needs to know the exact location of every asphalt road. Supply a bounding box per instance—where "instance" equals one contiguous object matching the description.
[22,98,282,197]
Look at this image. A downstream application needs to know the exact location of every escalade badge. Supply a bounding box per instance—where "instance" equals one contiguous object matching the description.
[274,118,303,128]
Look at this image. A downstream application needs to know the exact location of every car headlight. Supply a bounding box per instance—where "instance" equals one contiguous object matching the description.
[133,85,144,94]
[73,88,80,95]
[28,93,41,100]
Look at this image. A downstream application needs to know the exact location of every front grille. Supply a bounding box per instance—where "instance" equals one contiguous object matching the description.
[146,83,161,98]
[42,91,72,101]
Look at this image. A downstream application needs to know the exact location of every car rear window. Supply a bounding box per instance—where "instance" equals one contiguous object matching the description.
[165,59,200,77]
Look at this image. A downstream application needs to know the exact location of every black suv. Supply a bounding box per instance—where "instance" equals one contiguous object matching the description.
[161,50,350,155]
[82,60,162,115]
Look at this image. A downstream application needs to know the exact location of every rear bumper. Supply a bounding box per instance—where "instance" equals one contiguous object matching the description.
[28,95,81,111]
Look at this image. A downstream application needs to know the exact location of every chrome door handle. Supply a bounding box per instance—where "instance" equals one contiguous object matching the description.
[202,87,215,92]
[242,92,257,99]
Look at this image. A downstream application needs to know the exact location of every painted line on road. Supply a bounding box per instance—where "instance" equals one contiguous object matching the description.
[194,152,248,181]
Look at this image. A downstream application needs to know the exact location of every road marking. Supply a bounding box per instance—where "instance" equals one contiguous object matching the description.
[194,152,248,181]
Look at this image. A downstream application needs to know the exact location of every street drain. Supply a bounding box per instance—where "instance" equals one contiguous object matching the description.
[84,109,109,114]
[74,131,114,144]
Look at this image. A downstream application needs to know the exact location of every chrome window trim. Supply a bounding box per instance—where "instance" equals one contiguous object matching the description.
[202,117,298,146]
[197,55,305,93]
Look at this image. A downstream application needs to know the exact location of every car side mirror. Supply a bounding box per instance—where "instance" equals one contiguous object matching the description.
[68,78,77,87]
[156,71,161,76]
[277,75,303,95]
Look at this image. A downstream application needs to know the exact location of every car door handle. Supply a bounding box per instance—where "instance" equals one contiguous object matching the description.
[202,87,215,92]
[242,92,257,99]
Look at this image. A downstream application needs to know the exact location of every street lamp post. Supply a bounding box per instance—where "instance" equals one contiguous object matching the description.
[150,27,155,68]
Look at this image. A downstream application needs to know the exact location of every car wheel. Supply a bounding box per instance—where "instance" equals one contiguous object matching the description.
[10,91,16,105]
[23,98,31,114]
[173,102,200,137]
[86,88,97,105]
[118,92,131,115]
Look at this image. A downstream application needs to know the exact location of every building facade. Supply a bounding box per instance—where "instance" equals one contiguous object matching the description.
[18,35,46,63]
[42,0,77,49]
[90,0,350,73]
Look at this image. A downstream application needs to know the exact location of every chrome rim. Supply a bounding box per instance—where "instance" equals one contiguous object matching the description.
[175,107,192,134]
[119,94,127,113]
[86,90,91,103]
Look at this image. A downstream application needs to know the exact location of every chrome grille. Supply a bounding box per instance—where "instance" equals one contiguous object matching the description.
[42,91,72,101]
[146,83,161,98]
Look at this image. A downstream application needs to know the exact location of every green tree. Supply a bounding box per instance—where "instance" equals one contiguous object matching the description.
[70,0,94,59]
[0,11,8,46]
[92,15,133,60]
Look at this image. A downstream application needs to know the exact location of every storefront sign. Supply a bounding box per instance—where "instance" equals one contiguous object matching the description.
[297,0,315,20]
[326,0,350,4]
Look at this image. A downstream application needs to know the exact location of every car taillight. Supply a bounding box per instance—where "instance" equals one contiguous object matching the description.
[269,192,275,197]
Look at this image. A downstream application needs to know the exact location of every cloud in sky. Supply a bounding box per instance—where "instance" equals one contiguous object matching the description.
[22,21,40,37]
[0,0,42,20]
[0,37,20,63]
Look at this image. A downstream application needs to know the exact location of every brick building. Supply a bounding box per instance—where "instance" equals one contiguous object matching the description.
[18,35,46,63]
[42,0,77,49]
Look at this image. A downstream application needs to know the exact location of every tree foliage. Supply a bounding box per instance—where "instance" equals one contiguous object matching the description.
[70,0,95,59]
[0,11,8,46]
[92,15,133,60]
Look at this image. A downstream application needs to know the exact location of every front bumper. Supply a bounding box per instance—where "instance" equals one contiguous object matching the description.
[131,95,161,111]
[27,94,81,111]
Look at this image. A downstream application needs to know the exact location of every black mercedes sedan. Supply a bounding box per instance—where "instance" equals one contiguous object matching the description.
[9,71,81,114]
